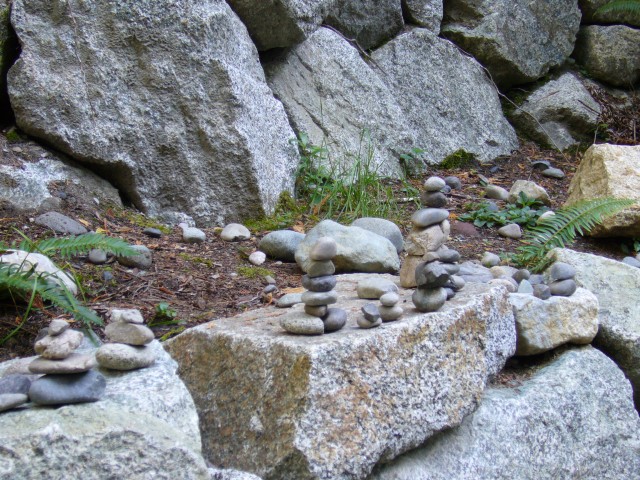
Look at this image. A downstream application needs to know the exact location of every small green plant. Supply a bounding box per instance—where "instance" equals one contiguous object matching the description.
[439,149,477,170]
[512,197,636,272]
[594,0,640,22]
[237,265,274,279]
[399,147,426,176]
[245,191,302,232]
[621,238,640,255]
[148,302,182,327]
[459,193,549,229]
[0,232,137,344]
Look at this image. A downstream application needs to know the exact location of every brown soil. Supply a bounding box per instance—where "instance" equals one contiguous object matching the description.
[0,87,638,363]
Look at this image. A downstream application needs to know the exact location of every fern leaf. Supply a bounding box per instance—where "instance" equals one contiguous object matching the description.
[34,233,138,258]
[514,197,636,271]
[594,0,640,19]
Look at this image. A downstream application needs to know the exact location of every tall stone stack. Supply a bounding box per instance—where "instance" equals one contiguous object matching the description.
[96,309,157,370]
[27,319,105,405]
[281,237,347,335]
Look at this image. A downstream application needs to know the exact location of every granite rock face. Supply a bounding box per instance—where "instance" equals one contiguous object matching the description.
[550,248,640,408]
[509,73,601,151]
[0,341,209,479]
[372,29,518,165]
[402,0,443,32]
[442,0,581,88]
[226,0,336,50]
[9,0,299,225]
[265,27,415,179]
[565,144,640,237]
[165,276,515,480]
[572,25,640,87]
[371,347,640,480]
[509,288,599,356]
[295,220,400,274]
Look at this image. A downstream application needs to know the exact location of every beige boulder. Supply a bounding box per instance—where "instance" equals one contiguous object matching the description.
[565,144,640,237]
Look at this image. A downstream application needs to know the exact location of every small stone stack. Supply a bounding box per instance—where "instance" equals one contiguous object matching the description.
[412,259,450,313]
[27,319,105,406]
[378,292,403,322]
[420,176,449,208]
[96,309,157,370]
[400,207,451,288]
[438,248,464,299]
[545,262,577,297]
[358,303,382,329]
[281,237,347,335]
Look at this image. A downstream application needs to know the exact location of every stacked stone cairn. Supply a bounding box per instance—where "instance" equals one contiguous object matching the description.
[281,237,347,335]
[484,260,577,300]
[26,319,105,406]
[96,309,157,370]
[412,246,464,312]
[358,292,404,329]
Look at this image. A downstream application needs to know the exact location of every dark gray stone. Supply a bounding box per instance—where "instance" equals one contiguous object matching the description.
[548,262,576,282]
[412,287,447,312]
[444,176,462,190]
[416,262,450,288]
[549,279,577,297]
[301,290,338,306]
[323,308,347,333]
[361,303,381,322]
[420,191,448,208]
[529,274,545,285]
[411,208,449,228]
[143,227,163,238]
[512,269,531,283]
[533,284,552,300]
[0,374,31,395]
[117,245,152,270]
[542,168,565,179]
[34,211,88,235]
[302,275,337,293]
[442,263,460,276]
[29,370,106,405]
[531,159,552,171]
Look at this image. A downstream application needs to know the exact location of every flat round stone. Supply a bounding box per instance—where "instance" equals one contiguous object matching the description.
[361,303,380,322]
[276,293,303,308]
[412,287,447,312]
[356,278,398,299]
[301,290,338,306]
[357,317,382,329]
[143,227,163,238]
[549,279,577,297]
[306,260,336,278]
[379,292,400,307]
[105,322,154,346]
[280,313,324,335]
[420,191,447,208]
[411,208,449,228]
[481,252,501,268]
[548,262,576,281]
[29,353,97,374]
[117,245,153,269]
[437,248,461,263]
[29,370,106,405]
[220,223,251,242]
[304,305,328,317]
[379,305,403,322]
[423,176,446,192]
[498,223,522,239]
[309,236,338,261]
[0,393,28,412]
[302,274,337,292]
[323,308,347,333]
[96,343,157,370]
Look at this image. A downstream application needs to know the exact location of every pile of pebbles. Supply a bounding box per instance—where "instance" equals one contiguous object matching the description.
[1,320,106,409]
[485,261,577,299]
[96,309,157,370]
[281,237,347,335]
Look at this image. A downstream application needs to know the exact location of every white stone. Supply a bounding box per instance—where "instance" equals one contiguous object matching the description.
[0,250,77,295]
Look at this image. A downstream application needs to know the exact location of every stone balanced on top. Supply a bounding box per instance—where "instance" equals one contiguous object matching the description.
[27,319,106,406]
[281,237,347,335]
[96,309,157,370]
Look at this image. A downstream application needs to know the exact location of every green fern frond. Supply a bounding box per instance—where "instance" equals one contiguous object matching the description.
[595,0,640,19]
[513,197,636,271]
[30,233,138,258]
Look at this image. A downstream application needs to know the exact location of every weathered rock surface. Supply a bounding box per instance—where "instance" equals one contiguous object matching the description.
[0,0,17,115]
[579,0,640,27]
[403,0,443,32]
[0,249,77,295]
[9,0,299,225]
[372,29,518,165]
[165,275,515,480]
[265,27,414,178]
[295,220,400,274]
[371,347,640,480]
[565,144,640,237]
[325,0,404,50]
[0,341,209,478]
[0,155,122,212]
[550,248,640,408]
[510,288,598,355]
[509,73,601,150]
[572,25,640,87]
[226,0,336,50]
[442,0,581,88]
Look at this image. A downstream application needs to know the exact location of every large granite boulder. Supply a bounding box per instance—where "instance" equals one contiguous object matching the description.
[0,0,17,116]
[225,0,336,51]
[371,346,640,479]
[509,288,599,356]
[165,275,516,480]
[0,341,211,479]
[295,220,400,273]
[579,0,640,27]
[0,154,122,212]
[549,248,640,408]
[325,0,404,50]
[509,72,601,150]
[565,144,640,237]
[372,29,518,165]
[402,0,443,32]
[442,0,582,88]
[265,27,415,179]
[572,25,640,88]
[8,0,299,226]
